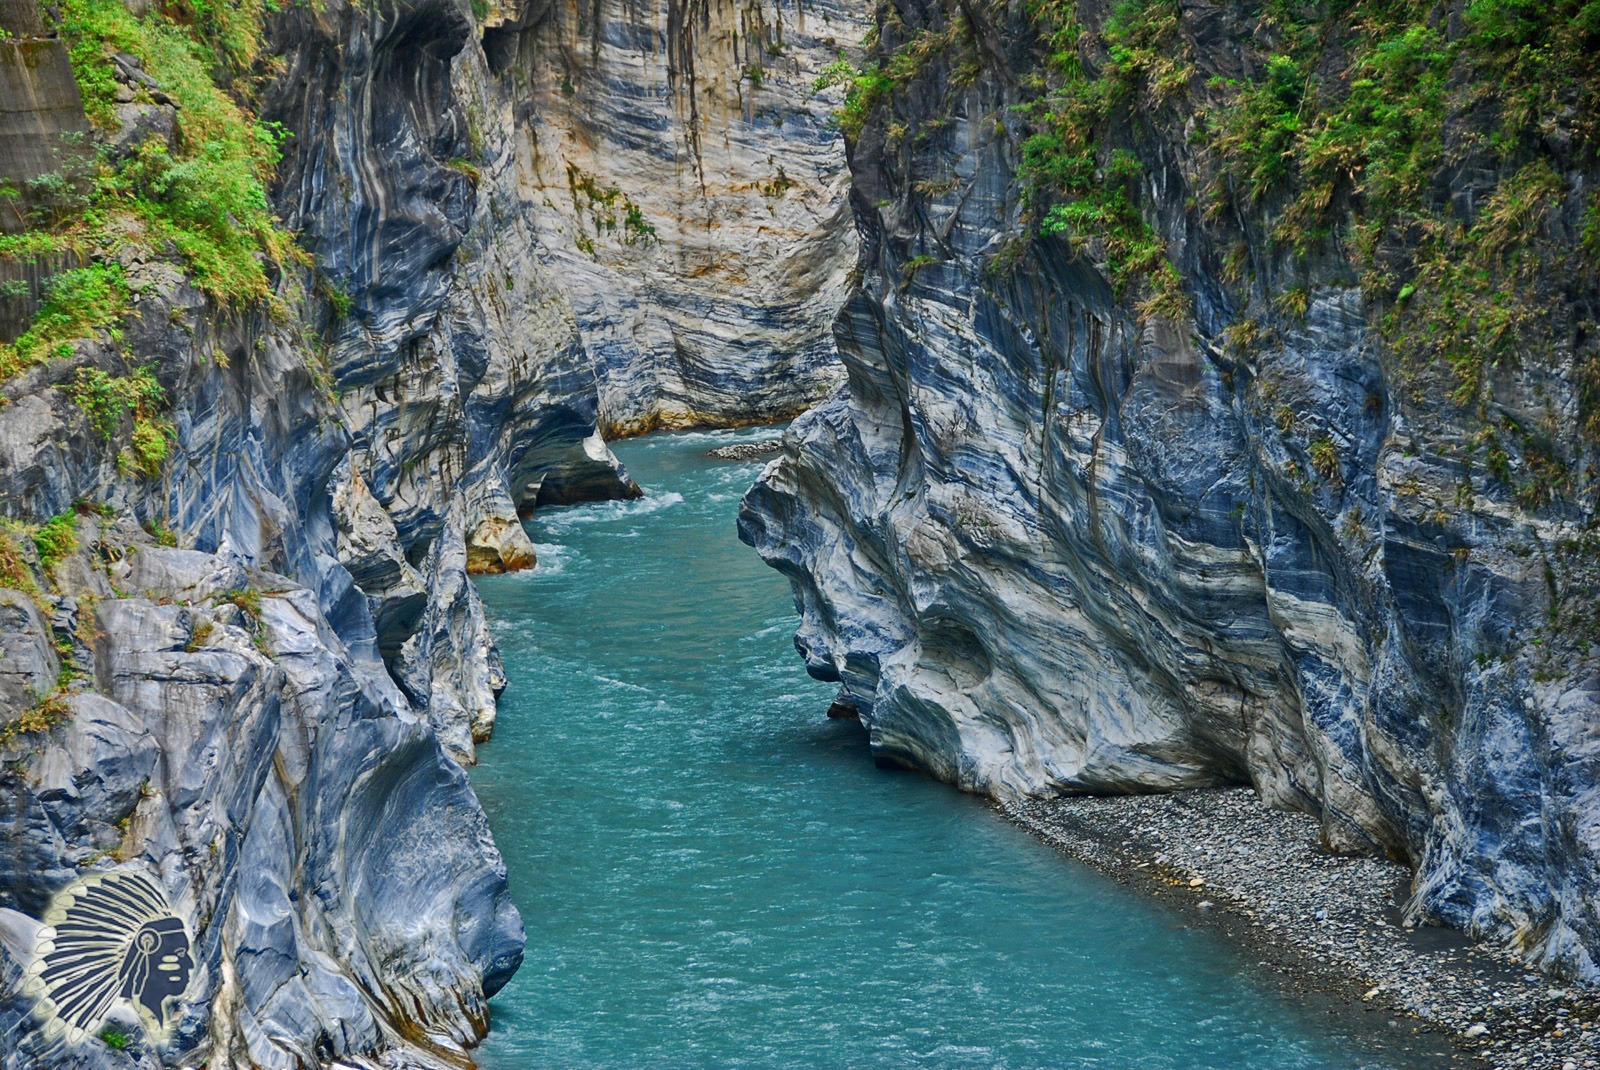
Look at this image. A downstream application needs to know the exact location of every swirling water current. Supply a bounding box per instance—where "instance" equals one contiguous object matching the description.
[470,428,1422,1070]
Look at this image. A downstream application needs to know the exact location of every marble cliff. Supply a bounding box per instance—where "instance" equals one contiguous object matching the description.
[492,0,863,432]
[0,0,856,1064]
[741,0,1600,979]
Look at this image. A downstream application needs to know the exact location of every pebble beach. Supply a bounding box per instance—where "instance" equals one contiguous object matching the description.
[1006,788,1600,1070]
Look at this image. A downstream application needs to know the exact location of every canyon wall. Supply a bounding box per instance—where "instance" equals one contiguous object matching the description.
[485,0,865,433]
[0,0,634,1064]
[741,0,1600,980]
[0,0,866,1057]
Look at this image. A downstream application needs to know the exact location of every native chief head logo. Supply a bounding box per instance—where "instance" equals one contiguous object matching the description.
[23,871,194,1043]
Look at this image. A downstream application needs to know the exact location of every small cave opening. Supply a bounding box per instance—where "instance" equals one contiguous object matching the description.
[406,534,435,568]
[483,25,522,76]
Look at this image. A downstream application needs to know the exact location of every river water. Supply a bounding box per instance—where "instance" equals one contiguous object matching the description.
[470,429,1417,1070]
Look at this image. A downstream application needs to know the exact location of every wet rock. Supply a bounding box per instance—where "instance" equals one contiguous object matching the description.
[708,440,783,462]
[466,513,537,574]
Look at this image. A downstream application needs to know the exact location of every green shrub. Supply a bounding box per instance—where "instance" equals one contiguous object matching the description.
[900,254,940,286]
[1200,0,1600,436]
[565,164,657,249]
[623,204,657,245]
[24,153,96,229]
[319,276,353,322]
[143,519,178,547]
[0,688,72,747]
[0,529,40,595]
[66,363,173,477]
[445,157,482,184]
[184,616,213,651]
[219,586,261,618]
[33,513,78,575]
[0,264,128,381]
[1309,438,1340,481]
[814,55,891,140]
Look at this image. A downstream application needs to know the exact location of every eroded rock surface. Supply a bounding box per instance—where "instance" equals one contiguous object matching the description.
[741,0,1600,982]
[264,0,642,757]
[0,0,657,1062]
[489,0,865,432]
[0,520,525,1070]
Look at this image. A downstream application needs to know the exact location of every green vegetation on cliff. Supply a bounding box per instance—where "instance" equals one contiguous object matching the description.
[836,0,1598,477]
[52,0,292,302]
[830,0,1599,652]
[68,363,174,476]
[1016,0,1599,421]
[0,0,295,483]
[0,264,127,379]
[1,0,292,372]
[1015,0,1190,317]
[1194,0,1599,486]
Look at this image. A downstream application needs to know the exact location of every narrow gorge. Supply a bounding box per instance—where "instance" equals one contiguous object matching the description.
[0,0,862,1062]
[0,0,1595,1064]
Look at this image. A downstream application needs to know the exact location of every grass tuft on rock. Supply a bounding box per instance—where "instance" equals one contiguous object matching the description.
[0,0,297,387]
[0,264,128,381]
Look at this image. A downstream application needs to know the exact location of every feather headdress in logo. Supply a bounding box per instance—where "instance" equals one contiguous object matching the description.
[22,871,194,1044]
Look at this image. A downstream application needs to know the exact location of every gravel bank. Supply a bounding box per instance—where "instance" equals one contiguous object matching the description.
[1005,788,1599,1070]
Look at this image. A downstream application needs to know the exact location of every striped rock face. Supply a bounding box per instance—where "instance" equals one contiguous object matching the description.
[489,0,865,435]
[740,0,1600,985]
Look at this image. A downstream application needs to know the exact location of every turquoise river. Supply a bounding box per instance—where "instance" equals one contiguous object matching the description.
[470,428,1437,1070]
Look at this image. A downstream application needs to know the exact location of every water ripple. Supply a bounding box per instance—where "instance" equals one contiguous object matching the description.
[469,429,1419,1070]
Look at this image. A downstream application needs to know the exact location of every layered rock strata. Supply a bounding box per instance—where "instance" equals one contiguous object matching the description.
[485,0,866,433]
[740,0,1600,980]
[262,0,642,760]
[0,0,651,1065]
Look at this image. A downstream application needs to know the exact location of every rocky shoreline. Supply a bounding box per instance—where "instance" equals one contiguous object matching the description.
[1004,789,1599,1070]
[707,439,784,461]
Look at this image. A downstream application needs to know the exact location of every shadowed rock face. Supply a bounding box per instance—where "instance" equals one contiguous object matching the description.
[262,0,642,759]
[487,0,866,433]
[0,0,664,1062]
[740,0,1600,981]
